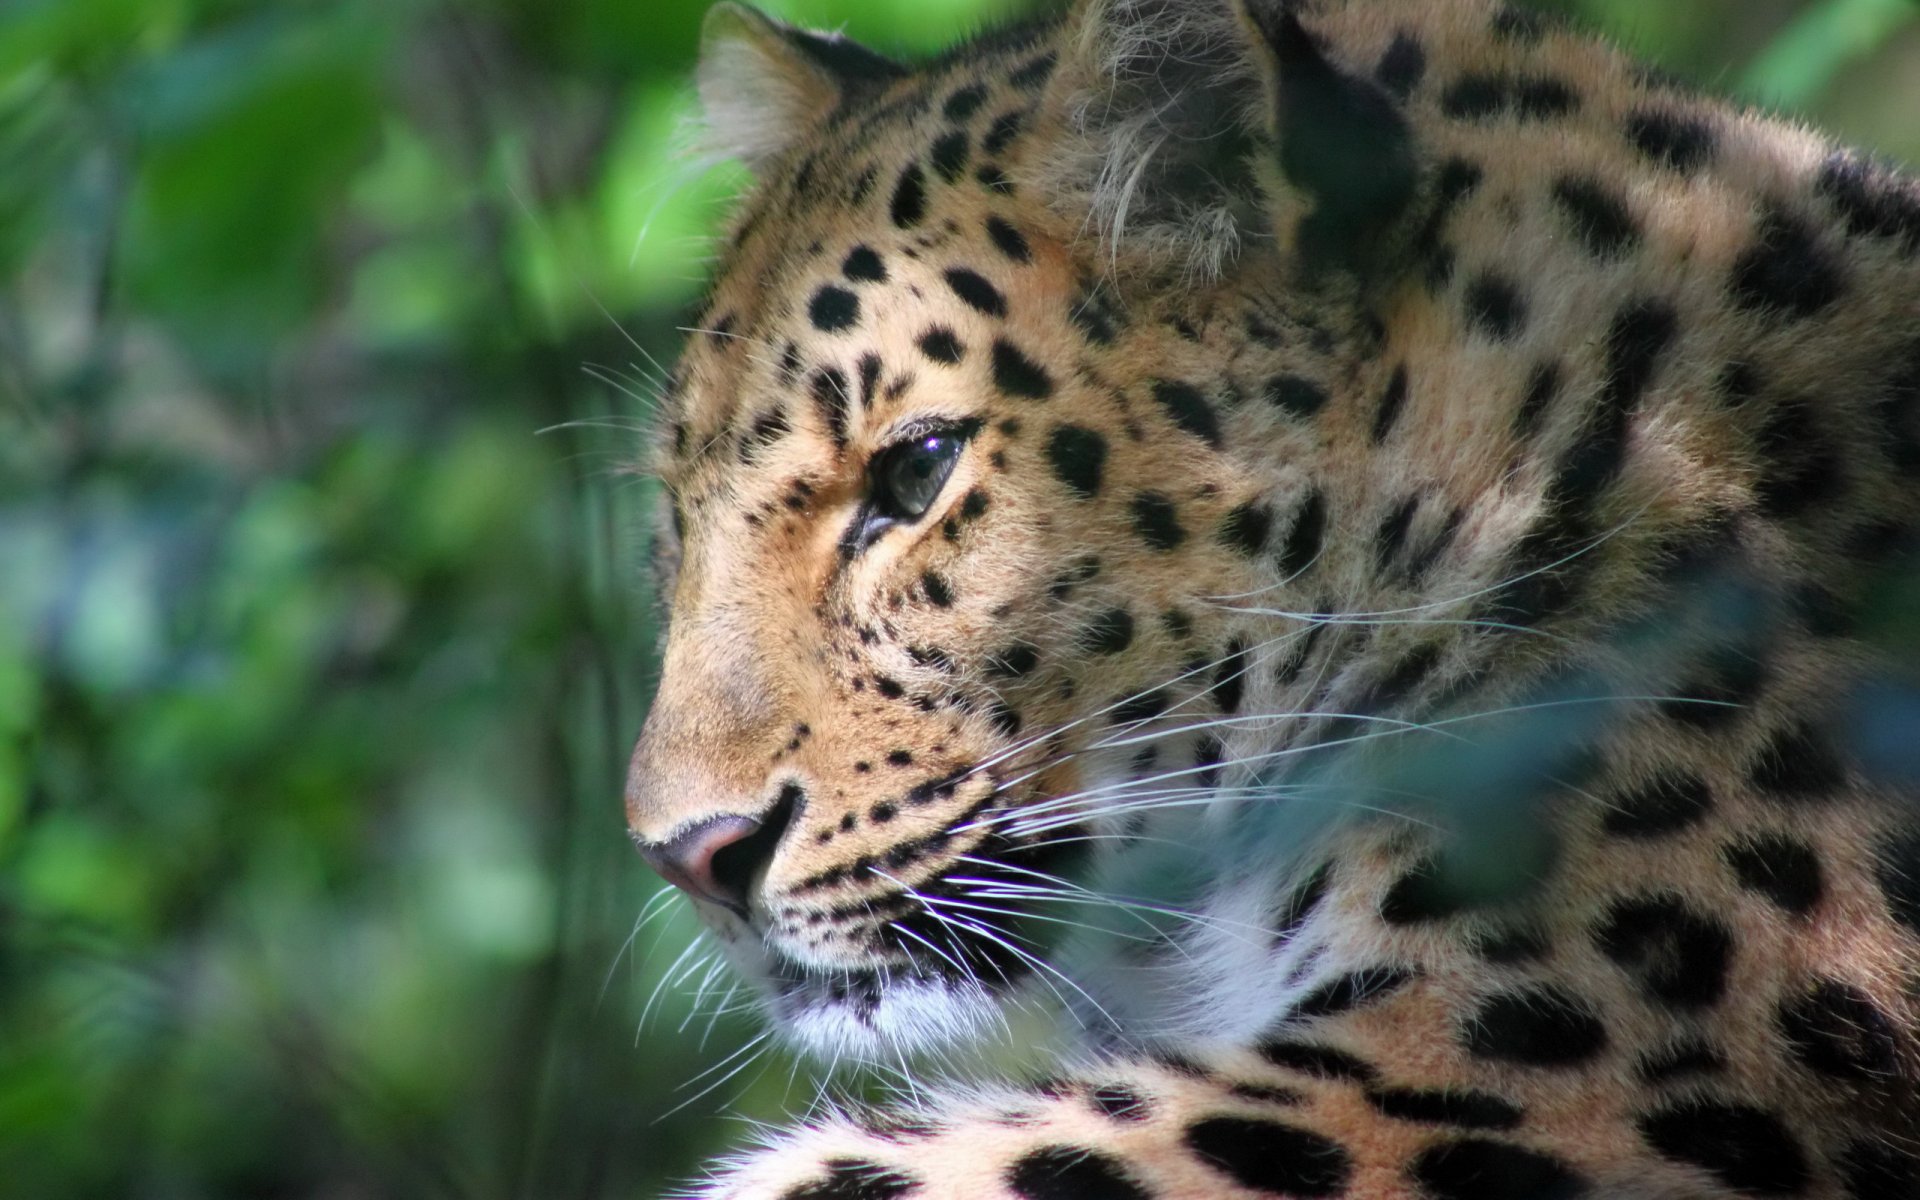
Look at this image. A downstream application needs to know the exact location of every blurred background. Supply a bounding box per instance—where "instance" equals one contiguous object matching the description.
[1,0,1915,1196]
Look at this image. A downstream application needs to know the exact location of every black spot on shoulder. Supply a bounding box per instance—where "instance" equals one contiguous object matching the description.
[1367,1087,1521,1131]
[1748,723,1845,800]
[1463,986,1607,1066]
[1290,964,1415,1020]
[918,327,964,365]
[945,268,1007,317]
[1778,979,1900,1082]
[1111,688,1171,726]
[1221,503,1272,558]
[1818,150,1920,250]
[1491,5,1549,43]
[1008,52,1056,90]
[1410,1139,1588,1200]
[890,163,927,228]
[1514,77,1578,119]
[991,339,1053,399]
[1080,608,1135,656]
[1266,375,1328,419]
[1376,32,1426,99]
[1731,210,1845,320]
[1442,74,1508,119]
[1638,1100,1809,1196]
[1553,175,1641,258]
[1371,366,1409,443]
[929,130,969,183]
[985,215,1031,263]
[1183,1116,1351,1197]
[1272,863,1332,945]
[1046,426,1107,498]
[1006,1144,1148,1200]
[1626,108,1715,173]
[1464,273,1526,340]
[1601,769,1713,838]
[1754,397,1843,517]
[1150,380,1222,447]
[809,285,860,332]
[1278,490,1327,577]
[1592,893,1733,1010]
[782,1157,920,1200]
[1129,493,1185,551]
[1215,640,1250,714]
[1723,833,1823,914]
[843,246,888,282]
[1257,1040,1378,1084]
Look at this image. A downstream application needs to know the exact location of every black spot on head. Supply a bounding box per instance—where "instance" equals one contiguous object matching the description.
[783,1157,921,1200]
[1221,503,1273,558]
[1182,1116,1351,1197]
[1278,490,1327,577]
[1592,893,1733,1010]
[1265,375,1328,419]
[985,215,1030,263]
[875,678,905,701]
[929,130,969,183]
[1411,1139,1587,1200]
[1214,640,1250,714]
[1731,210,1845,319]
[885,748,912,767]
[809,285,860,332]
[1553,175,1642,258]
[990,339,1053,399]
[1723,833,1823,915]
[1111,688,1171,726]
[811,367,851,445]
[1718,361,1763,407]
[1778,979,1900,1082]
[1626,108,1716,173]
[986,644,1038,678]
[1638,1101,1809,1196]
[1371,365,1409,443]
[843,246,887,282]
[921,571,954,608]
[1462,986,1607,1066]
[918,327,964,365]
[1515,77,1578,118]
[1475,924,1550,965]
[1442,74,1507,119]
[1748,724,1845,800]
[1375,32,1426,99]
[1601,769,1713,838]
[1080,608,1135,656]
[1464,273,1526,340]
[944,267,1007,317]
[1129,492,1185,551]
[942,84,987,122]
[1006,1144,1148,1200]
[982,109,1026,156]
[889,163,927,228]
[1149,380,1222,447]
[1046,425,1107,498]
[1257,1039,1377,1083]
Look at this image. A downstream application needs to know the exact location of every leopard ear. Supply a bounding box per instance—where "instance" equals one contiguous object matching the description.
[1035,0,1417,281]
[695,2,907,169]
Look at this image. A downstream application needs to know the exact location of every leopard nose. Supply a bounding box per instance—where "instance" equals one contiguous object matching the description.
[635,809,790,917]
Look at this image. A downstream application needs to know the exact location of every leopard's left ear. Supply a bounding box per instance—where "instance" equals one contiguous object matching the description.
[1034,0,1418,281]
[695,3,907,170]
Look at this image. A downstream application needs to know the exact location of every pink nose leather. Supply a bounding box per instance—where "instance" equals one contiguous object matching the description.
[636,814,764,915]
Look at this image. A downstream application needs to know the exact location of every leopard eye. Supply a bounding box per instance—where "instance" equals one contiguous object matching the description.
[873,432,965,520]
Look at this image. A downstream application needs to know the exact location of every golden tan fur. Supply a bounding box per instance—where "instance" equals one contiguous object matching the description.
[630,0,1920,1195]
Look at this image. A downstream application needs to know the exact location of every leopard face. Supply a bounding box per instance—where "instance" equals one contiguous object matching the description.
[627,105,1324,1054]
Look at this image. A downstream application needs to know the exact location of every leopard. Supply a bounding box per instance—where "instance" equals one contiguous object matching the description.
[624,0,1920,1195]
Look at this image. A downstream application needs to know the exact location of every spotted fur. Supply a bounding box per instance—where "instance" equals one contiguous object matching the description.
[631,0,1920,1195]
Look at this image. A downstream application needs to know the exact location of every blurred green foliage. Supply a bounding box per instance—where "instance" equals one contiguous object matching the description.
[0,0,1914,1196]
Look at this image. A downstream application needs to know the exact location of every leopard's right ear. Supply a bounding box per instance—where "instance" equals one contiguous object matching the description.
[695,3,907,170]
